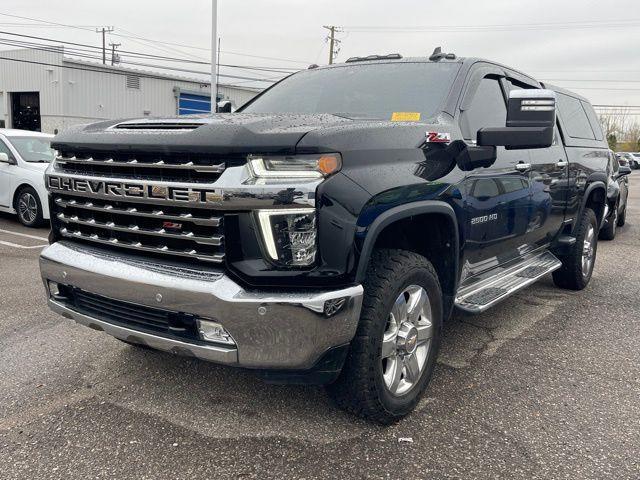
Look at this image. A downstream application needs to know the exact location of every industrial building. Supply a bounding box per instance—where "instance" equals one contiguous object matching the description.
[0,47,262,133]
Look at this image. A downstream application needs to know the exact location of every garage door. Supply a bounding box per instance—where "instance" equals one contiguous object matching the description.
[178,92,211,115]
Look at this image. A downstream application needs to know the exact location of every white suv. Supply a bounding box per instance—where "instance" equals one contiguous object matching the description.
[0,129,55,227]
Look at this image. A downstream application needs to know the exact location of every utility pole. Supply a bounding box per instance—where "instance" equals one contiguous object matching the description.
[109,43,121,65]
[216,37,221,110]
[96,27,114,64]
[211,0,218,113]
[323,25,342,64]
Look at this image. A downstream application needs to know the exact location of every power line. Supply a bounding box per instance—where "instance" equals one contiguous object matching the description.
[0,31,300,73]
[543,79,640,83]
[343,18,640,32]
[0,55,278,84]
[594,104,640,108]
[0,12,312,64]
[563,86,640,91]
[0,40,288,81]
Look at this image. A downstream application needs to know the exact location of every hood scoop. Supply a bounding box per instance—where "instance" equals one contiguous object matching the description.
[112,118,211,131]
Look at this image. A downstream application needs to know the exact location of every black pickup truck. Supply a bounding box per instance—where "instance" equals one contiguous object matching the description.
[40,50,623,423]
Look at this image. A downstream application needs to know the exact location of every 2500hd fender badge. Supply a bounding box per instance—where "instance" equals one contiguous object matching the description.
[47,176,223,205]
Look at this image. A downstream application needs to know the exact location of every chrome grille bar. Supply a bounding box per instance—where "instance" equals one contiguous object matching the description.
[56,213,223,246]
[56,156,226,173]
[59,228,225,264]
[54,197,222,227]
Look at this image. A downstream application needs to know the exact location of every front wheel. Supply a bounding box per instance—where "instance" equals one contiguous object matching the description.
[553,208,598,290]
[15,186,44,227]
[326,249,442,424]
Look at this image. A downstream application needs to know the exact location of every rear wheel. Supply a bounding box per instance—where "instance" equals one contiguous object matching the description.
[15,186,44,227]
[326,249,442,424]
[553,208,598,290]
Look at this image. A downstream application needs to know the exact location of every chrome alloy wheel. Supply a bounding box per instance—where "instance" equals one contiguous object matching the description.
[18,192,38,224]
[582,224,596,278]
[381,285,433,396]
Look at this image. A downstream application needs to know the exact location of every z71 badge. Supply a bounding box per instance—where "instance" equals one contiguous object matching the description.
[425,132,451,143]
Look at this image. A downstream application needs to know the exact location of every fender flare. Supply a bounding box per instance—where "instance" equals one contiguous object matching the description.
[578,180,606,224]
[355,200,460,284]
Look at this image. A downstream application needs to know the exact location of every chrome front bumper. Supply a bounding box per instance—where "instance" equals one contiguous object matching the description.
[40,241,363,370]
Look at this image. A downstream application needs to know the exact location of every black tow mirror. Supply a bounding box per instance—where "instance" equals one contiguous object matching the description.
[478,89,556,150]
[617,165,632,177]
[446,140,497,172]
[217,100,233,113]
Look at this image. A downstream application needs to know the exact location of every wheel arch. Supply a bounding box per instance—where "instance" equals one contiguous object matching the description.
[12,182,40,209]
[355,201,460,315]
[578,181,607,229]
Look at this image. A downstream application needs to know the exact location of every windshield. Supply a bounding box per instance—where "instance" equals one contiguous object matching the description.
[242,62,460,120]
[9,137,55,163]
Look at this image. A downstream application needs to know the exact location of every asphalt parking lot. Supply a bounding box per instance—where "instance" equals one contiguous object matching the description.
[0,174,639,480]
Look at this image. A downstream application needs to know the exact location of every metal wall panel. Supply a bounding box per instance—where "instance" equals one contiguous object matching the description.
[0,48,262,133]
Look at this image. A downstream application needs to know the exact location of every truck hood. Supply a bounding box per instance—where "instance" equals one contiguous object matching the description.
[51,113,356,155]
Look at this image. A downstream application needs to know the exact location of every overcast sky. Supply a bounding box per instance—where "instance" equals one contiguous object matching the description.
[1,0,639,110]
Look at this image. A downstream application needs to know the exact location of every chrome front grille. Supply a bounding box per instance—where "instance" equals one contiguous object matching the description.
[55,153,229,183]
[51,194,226,264]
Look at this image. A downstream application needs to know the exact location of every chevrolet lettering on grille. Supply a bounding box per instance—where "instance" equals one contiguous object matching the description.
[47,176,224,205]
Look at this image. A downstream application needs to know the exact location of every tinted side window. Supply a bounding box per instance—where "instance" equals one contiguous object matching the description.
[557,93,595,140]
[582,101,604,141]
[500,177,527,193]
[464,77,507,141]
[472,178,501,198]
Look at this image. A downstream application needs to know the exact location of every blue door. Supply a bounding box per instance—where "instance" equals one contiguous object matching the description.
[178,93,211,115]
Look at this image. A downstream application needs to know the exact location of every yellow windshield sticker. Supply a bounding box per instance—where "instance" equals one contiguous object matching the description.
[391,112,421,122]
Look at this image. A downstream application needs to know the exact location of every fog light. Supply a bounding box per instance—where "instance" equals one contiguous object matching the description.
[196,319,235,346]
[48,281,60,297]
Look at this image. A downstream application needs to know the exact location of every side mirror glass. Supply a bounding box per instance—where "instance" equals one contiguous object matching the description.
[478,89,556,150]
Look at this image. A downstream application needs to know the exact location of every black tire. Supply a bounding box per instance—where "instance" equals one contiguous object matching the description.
[553,208,598,290]
[326,249,443,424]
[15,186,44,227]
[617,204,626,227]
[598,202,618,241]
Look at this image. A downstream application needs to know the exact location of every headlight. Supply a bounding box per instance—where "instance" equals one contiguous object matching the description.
[247,153,341,179]
[256,208,317,267]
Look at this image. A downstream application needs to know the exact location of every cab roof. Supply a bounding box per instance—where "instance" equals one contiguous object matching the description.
[314,54,539,86]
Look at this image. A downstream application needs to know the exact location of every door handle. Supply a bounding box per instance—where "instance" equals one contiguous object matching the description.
[556,160,568,168]
[515,162,531,172]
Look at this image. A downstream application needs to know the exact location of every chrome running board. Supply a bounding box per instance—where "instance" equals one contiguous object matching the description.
[455,251,562,313]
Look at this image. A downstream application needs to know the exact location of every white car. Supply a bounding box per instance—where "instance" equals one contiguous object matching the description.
[617,152,640,170]
[0,129,55,227]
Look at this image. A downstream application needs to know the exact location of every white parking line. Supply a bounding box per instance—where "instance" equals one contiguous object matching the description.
[0,228,48,241]
[0,240,47,249]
